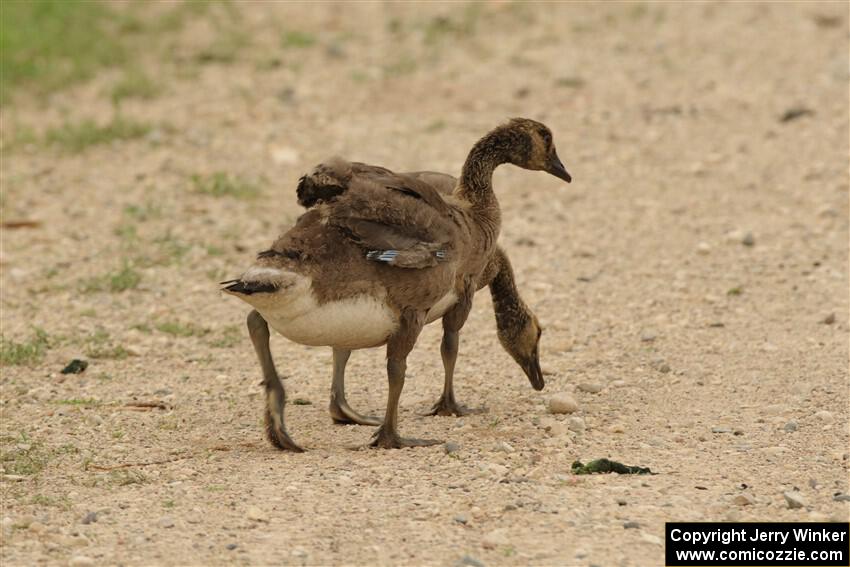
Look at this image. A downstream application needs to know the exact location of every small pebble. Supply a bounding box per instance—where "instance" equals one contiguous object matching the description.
[494,441,514,453]
[567,417,585,434]
[821,313,836,325]
[246,507,269,522]
[541,419,567,436]
[68,556,95,567]
[733,494,754,506]
[725,229,744,243]
[456,556,485,567]
[640,331,657,342]
[158,516,175,529]
[576,382,604,394]
[783,491,806,509]
[814,410,834,424]
[547,393,579,414]
[453,515,468,525]
[833,494,850,502]
[70,535,89,548]
[623,521,640,529]
[482,529,509,549]
[226,543,238,551]
[28,521,47,534]
[741,232,755,246]
[81,512,97,525]
[444,442,461,454]
[784,421,798,432]
[696,242,711,254]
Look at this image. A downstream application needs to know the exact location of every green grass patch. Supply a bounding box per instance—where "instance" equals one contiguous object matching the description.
[191,172,261,199]
[205,244,225,257]
[55,398,100,406]
[131,323,153,334]
[87,344,130,360]
[423,14,476,45]
[124,201,163,222]
[110,68,160,105]
[0,437,48,476]
[0,0,223,103]
[80,262,141,293]
[114,223,139,243]
[0,328,49,366]
[45,116,152,153]
[110,469,147,486]
[280,30,316,49]
[152,232,191,265]
[30,494,72,509]
[208,325,241,348]
[156,320,209,338]
[383,54,418,77]
[195,26,249,64]
[0,0,127,102]
[554,76,586,88]
[83,328,131,360]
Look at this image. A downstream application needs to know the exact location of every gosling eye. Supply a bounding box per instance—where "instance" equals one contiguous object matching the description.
[538,129,552,147]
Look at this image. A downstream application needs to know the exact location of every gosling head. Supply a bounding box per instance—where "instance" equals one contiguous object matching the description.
[504,118,571,183]
[500,312,545,391]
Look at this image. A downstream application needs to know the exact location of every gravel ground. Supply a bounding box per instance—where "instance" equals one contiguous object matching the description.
[1,3,848,566]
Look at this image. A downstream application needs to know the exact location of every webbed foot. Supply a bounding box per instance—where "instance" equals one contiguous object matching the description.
[265,408,304,452]
[425,395,487,417]
[369,425,441,449]
[329,397,382,426]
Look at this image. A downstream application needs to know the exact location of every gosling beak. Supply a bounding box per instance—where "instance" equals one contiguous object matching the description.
[521,349,545,391]
[545,152,572,183]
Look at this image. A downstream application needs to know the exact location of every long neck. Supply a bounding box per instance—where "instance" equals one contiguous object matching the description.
[457,129,512,207]
[488,249,532,347]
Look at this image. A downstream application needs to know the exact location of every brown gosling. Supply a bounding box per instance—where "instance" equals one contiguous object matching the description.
[295,163,545,426]
[223,118,570,450]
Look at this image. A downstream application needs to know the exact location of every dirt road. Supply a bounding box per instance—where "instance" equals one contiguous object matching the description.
[1,2,848,566]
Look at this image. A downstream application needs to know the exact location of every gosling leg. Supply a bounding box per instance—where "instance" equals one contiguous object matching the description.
[371,309,440,449]
[427,282,485,417]
[329,347,382,426]
[247,310,304,452]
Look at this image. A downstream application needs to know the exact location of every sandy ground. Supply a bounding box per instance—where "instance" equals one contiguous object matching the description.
[1,2,848,566]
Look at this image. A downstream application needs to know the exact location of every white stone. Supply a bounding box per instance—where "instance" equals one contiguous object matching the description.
[247,507,269,522]
[783,491,806,509]
[269,146,300,165]
[158,517,175,529]
[641,532,663,546]
[814,410,834,424]
[547,393,579,414]
[567,417,586,434]
[482,529,509,549]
